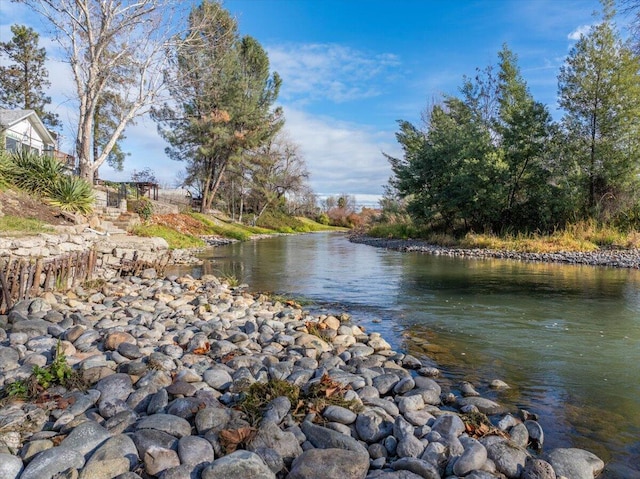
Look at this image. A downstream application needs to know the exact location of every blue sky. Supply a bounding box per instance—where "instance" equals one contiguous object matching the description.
[1,0,633,207]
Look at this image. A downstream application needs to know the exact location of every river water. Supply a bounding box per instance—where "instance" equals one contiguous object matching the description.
[176,232,640,477]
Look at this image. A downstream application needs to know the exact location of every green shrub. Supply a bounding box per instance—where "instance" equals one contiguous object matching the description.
[316,213,330,225]
[48,175,95,214]
[132,198,154,222]
[368,222,419,239]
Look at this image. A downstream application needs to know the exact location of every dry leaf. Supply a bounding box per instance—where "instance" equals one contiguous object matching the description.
[192,342,210,355]
[51,434,67,446]
[55,396,76,410]
[220,351,237,363]
[219,427,256,453]
[325,387,338,398]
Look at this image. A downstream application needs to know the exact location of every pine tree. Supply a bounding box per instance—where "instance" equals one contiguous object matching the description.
[496,45,558,230]
[0,24,59,129]
[153,0,282,212]
[558,0,640,216]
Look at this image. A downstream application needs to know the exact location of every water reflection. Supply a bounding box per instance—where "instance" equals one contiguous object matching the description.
[172,232,640,475]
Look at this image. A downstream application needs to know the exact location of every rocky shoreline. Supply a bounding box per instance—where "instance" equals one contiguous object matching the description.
[0,271,605,479]
[349,235,640,269]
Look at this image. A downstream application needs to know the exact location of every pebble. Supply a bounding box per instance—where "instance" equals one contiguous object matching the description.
[0,273,606,479]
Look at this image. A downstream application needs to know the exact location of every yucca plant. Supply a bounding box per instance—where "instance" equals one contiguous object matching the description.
[48,175,95,214]
[11,150,64,195]
[0,150,12,189]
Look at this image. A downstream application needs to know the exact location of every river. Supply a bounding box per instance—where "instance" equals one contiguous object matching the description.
[175,231,640,477]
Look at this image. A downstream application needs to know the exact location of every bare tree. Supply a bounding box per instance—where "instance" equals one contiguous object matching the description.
[246,133,309,222]
[23,0,175,182]
[620,0,640,53]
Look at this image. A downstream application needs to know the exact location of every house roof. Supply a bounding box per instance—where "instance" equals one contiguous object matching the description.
[0,108,56,146]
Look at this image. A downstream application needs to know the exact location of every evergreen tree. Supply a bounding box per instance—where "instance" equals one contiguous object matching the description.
[153,0,282,212]
[92,91,130,180]
[0,24,59,129]
[558,0,640,217]
[496,45,559,230]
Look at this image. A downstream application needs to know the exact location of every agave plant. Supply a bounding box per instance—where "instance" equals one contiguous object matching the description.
[11,150,65,195]
[48,175,95,214]
[0,150,12,189]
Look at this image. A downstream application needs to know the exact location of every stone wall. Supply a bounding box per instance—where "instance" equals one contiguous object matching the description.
[0,231,175,280]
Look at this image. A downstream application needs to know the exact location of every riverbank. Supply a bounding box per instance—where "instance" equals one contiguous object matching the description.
[0,271,606,479]
[349,235,640,269]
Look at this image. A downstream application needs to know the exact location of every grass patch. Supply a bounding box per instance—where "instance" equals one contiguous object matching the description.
[1,340,85,401]
[218,270,241,287]
[0,215,53,236]
[366,219,640,253]
[237,376,363,427]
[460,229,599,253]
[130,224,205,249]
[255,210,325,233]
[267,293,314,307]
[295,216,346,232]
[189,213,266,240]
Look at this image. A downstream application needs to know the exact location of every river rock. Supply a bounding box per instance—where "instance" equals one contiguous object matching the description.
[288,448,370,479]
[457,396,506,415]
[248,420,302,466]
[521,456,555,479]
[136,413,192,438]
[131,429,179,457]
[59,420,111,458]
[178,435,214,466]
[356,408,394,443]
[323,404,357,424]
[524,420,544,449]
[301,420,368,455]
[0,453,23,479]
[453,437,488,476]
[261,396,291,424]
[79,434,139,479]
[144,445,180,476]
[94,373,133,404]
[431,413,465,437]
[391,457,441,479]
[202,450,275,479]
[544,448,605,479]
[19,447,85,479]
[485,440,529,478]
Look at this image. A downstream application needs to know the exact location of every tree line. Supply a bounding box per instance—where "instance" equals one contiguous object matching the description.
[1,0,312,221]
[385,0,640,234]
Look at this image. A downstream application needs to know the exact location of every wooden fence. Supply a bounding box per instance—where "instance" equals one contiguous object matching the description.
[0,250,97,314]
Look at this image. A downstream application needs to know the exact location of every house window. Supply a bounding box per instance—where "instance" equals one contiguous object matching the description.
[5,136,19,152]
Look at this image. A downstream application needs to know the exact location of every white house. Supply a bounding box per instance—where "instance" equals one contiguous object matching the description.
[0,109,56,155]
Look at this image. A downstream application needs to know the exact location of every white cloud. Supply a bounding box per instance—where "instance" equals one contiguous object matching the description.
[101,105,402,200]
[282,107,399,199]
[568,24,592,40]
[267,43,400,103]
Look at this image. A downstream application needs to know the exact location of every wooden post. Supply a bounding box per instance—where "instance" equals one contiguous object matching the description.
[0,263,12,314]
[30,258,43,297]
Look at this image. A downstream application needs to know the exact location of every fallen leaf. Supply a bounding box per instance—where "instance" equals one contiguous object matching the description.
[219,427,256,453]
[220,351,237,363]
[192,342,210,355]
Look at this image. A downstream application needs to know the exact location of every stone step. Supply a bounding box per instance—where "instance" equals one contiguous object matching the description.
[98,220,129,235]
